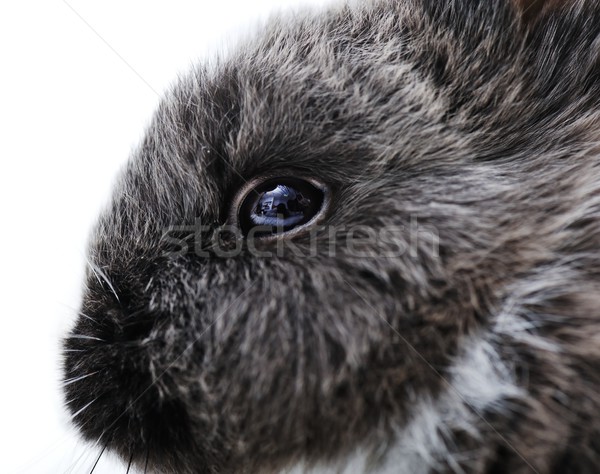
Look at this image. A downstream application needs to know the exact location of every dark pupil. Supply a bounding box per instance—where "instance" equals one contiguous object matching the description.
[240,179,323,236]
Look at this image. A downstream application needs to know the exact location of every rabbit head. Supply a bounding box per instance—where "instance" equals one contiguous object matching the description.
[63,1,600,472]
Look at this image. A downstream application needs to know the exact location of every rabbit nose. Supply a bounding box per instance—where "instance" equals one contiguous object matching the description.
[63,298,199,472]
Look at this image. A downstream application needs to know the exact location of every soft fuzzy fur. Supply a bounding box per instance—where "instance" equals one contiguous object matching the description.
[63,0,600,472]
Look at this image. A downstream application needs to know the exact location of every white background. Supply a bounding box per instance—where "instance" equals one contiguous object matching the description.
[1,1,330,472]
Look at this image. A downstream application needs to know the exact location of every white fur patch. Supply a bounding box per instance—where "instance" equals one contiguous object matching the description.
[284,336,524,474]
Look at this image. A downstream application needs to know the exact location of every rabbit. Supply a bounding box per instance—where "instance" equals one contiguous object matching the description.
[62,0,600,472]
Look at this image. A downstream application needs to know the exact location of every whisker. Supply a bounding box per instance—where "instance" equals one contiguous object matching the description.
[63,443,92,474]
[144,444,150,473]
[70,397,98,419]
[144,277,154,293]
[88,260,120,302]
[126,451,134,473]
[89,443,107,474]
[69,334,105,342]
[78,311,97,323]
[62,371,98,387]
[62,422,111,474]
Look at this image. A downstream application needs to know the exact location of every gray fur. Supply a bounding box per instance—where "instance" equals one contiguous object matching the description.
[63,0,600,472]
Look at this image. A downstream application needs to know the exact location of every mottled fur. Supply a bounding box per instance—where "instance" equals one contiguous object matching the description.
[63,0,600,472]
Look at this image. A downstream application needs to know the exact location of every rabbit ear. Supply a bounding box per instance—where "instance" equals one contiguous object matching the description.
[514,0,567,23]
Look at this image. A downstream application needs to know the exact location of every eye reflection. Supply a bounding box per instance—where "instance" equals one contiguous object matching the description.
[252,185,311,228]
[238,178,327,237]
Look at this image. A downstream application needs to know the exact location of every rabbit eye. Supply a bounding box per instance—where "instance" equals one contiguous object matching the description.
[237,177,329,238]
